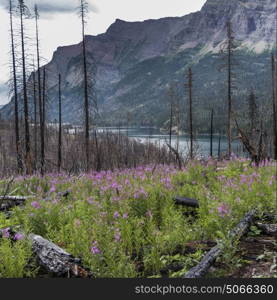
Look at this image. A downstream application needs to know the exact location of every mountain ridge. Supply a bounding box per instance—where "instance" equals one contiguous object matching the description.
[1,0,276,128]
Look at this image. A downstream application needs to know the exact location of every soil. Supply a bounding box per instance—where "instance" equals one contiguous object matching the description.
[228,235,276,278]
[207,226,277,278]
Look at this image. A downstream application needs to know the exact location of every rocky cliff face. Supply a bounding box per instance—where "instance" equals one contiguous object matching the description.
[1,0,276,126]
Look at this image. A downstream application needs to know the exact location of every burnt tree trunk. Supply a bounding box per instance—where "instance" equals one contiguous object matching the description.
[218,133,221,159]
[227,21,233,158]
[19,0,31,174]
[80,0,90,172]
[188,67,193,159]
[9,0,23,174]
[35,5,44,175]
[271,54,277,160]
[169,102,173,150]
[29,233,92,277]
[184,210,256,278]
[210,109,214,158]
[33,71,37,169]
[58,74,62,172]
[41,67,46,174]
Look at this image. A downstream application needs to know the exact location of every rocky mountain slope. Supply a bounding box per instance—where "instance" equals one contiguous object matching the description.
[1,0,276,128]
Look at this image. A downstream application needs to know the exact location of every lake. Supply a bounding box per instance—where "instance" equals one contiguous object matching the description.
[97,127,242,158]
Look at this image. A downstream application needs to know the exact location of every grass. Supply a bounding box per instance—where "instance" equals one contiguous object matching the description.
[0,157,276,278]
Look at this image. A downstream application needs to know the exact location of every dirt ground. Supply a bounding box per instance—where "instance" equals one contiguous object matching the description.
[207,220,277,278]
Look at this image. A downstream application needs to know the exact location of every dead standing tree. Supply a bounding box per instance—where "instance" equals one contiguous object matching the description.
[166,83,181,152]
[220,21,238,158]
[271,54,277,160]
[9,0,23,173]
[87,53,99,171]
[42,67,46,167]
[210,108,214,158]
[32,68,38,170]
[34,4,45,175]
[186,67,194,160]
[18,0,31,174]
[166,84,176,151]
[79,0,90,172]
[275,0,277,160]
[233,88,267,165]
[58,74,62,172]
[234,114,267,166]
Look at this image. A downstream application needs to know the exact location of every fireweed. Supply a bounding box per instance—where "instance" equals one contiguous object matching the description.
[0,160,275,277]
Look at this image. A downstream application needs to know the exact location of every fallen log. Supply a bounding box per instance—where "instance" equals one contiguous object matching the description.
[28,233,93,278]
[184,209,256,278]
[0,229,93,277]
[0,194,92,278]
[0,195,33,211]
[244,237,277,245]
[174,196,199,208]
[0,196,31,201]
[0,200,26,211]
[255,222,277,236]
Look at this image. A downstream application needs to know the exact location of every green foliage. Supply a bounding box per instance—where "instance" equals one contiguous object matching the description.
[0,238,37,278]
[0,159,275,278]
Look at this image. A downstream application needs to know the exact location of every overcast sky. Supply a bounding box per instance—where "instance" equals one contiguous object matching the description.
[0,0,206,104]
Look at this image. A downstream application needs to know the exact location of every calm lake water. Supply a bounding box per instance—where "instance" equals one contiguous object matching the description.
[97,127,241,158]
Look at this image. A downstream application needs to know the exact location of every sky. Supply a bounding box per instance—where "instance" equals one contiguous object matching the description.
[0,0,206,104]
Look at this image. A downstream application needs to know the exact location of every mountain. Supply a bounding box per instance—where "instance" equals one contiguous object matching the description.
[1,0,276,129]
[0,83,8,107]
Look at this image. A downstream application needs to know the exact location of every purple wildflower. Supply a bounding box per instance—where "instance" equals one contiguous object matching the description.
[1,227,10,238]
[31,201,41,209]
[134,192,140,199]
[269,176,275,185]
[113,211,120,219]
[14,233,24,241]
[91,246,101,255]
[217,203,230,217]
[111,182,119,189]
[114,229,121,242]
[91,241,101,254]
[134,188,148,199]
[122,213,128,219]
[100,185,109,192]
[49,185,56,193]
[87,197,94,204]
[240,175,248,184]
[124,179,131,185]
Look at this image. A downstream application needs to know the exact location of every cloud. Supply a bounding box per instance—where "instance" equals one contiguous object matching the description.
[0,0,98,16]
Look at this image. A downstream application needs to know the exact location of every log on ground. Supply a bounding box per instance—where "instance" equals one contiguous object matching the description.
[0,196,31,201]
[0,197,28,211]
[184,209,256,278]
[255,222,277,236]
[174,196,199,208]
[28,233,92,278]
